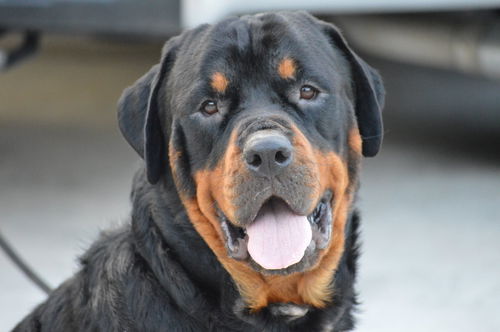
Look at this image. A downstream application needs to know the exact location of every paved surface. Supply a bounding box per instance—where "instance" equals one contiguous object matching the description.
[1,37,499,331]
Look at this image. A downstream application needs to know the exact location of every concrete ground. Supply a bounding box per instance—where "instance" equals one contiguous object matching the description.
[1,37,499,331]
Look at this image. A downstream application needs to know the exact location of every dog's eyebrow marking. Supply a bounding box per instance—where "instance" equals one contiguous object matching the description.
[278,57,296,79]
[211,72,229,93]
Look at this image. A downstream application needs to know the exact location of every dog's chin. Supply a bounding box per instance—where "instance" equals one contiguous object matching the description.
[218,191,333,275]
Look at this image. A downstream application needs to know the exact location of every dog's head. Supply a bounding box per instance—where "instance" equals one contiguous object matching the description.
[118,12,383,310]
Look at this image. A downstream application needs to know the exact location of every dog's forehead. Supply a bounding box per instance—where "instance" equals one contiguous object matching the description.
[211,14,294,56]
[205,16,300,76]
[179,13,333,79]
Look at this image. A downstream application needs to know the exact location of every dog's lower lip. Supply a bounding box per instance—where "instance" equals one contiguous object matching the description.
[220,214,248,260]
[310,199,332,250]
[308,201,326,225]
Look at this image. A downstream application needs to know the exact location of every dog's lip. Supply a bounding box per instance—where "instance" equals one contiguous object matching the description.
[243,195,305,227]
[220,214,249,260]
[218,191,333,268]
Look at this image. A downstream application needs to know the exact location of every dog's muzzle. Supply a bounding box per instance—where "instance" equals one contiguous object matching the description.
[214,116,334,274]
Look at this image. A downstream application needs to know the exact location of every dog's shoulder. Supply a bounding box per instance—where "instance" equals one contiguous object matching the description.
[13,222,218,332]
[13,227,134,331]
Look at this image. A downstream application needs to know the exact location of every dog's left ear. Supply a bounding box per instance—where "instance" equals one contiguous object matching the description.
[321,22,385,157]
[117,39,179,184]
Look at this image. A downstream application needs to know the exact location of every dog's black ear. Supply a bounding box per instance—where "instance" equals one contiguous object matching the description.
[118,40,179,183]
[321,22,385,157]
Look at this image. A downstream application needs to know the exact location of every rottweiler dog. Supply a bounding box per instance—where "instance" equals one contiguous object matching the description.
[13,11,384,332]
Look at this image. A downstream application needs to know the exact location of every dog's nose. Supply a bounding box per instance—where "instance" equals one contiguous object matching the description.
[243,131,293,177]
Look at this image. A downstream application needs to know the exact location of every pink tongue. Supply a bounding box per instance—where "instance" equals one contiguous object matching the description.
[246,199,312,270]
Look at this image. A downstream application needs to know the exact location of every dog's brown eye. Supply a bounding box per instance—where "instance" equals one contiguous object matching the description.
[201,100,218,115]
[300,85,318,100]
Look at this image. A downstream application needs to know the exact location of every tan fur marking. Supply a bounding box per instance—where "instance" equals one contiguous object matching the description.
[211,72,229,93]
[278,58,296,79]
[348,127,362,155]
[168,142,182,164]
[290,125,351,307]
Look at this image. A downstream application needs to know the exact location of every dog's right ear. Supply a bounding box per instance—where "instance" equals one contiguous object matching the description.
[118,40,179,184]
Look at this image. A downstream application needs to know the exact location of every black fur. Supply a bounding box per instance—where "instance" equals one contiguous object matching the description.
[13,11,383,332]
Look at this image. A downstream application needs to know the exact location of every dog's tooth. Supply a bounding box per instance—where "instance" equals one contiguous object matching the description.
[229,237,249,260]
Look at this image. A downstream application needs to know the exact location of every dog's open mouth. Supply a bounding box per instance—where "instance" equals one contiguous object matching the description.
[219,192,333,274]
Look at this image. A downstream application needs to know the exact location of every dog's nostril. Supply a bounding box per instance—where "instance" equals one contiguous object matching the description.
[275,150,290,164]
[248,154,262,168]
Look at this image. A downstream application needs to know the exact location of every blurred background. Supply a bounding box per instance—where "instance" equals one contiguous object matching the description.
[0,1,499,331]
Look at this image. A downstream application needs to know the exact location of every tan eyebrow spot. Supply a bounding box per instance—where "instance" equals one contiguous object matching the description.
[278,57,296,79]
[211,72,229,93]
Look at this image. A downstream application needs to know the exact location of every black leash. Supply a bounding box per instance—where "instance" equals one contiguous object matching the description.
[0,231,52,294]
[0,30,40,72]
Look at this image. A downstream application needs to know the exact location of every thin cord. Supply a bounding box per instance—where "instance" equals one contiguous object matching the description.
[0,230,52,294]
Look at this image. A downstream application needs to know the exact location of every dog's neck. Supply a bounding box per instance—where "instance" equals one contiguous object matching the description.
[130,169,226,291]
